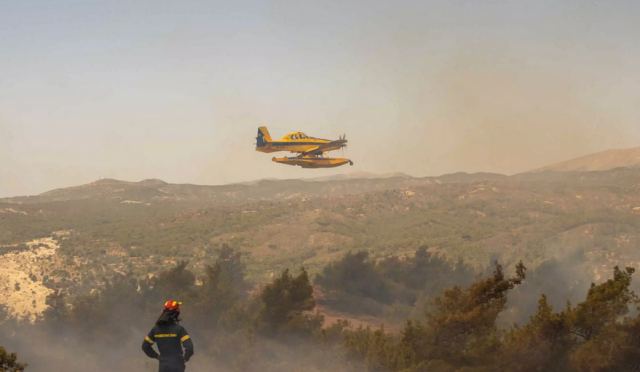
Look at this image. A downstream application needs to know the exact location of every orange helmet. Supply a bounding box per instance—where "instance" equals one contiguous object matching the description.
[163,300,182,312]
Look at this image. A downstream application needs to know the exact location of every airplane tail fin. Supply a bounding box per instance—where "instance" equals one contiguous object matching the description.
[256,126,272,147]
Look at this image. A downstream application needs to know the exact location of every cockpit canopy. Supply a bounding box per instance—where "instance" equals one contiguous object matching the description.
[284,132,309,140]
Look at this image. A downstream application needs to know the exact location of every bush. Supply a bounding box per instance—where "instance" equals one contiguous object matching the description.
[0,346,26,372]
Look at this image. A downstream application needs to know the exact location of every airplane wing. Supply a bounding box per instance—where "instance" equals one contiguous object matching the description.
[299,146,322,156]
[299,140,346,156]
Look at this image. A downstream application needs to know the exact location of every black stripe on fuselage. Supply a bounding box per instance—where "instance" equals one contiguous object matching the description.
[269,141,330,146]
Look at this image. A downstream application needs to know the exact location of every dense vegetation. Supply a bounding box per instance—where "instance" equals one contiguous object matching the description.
[344,264,640,371]
[4,246,640,371]
[315,248,474,318]
[1,247,346,371]
[3,169,640,287]
[4,170,640,370]
[0,347,25,372]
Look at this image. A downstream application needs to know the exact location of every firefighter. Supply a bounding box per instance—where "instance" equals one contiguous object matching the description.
[142,300,194,372]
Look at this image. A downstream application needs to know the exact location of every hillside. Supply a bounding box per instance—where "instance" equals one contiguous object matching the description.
[532,146,640,172]
[2,168,640,319]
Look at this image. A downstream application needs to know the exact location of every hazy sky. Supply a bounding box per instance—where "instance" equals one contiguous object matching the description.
[2,0,639,196]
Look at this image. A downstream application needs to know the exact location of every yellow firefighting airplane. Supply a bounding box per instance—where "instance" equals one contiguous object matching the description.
[255,126,353,168]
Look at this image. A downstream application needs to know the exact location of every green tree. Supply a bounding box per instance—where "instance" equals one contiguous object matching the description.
[343,262,526,371]
[145,260,196,302]
[193,245,249,330]
[316,251,392,303]
[0,346,26,372]
[416,262,526,368]
[258,268,319,335]
[567,266,640,371]
[315,248,475,317]
[499,266,640,372]
[500,295,572,371]
[569,266,636,341]
[343,326,398,371]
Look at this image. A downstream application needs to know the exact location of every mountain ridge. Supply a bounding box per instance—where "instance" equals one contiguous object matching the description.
[5,145,640,202]
[531,146,640,173]
[0,172,502,204]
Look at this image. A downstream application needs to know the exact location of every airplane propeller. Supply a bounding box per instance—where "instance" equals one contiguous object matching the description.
[339,134,348,148]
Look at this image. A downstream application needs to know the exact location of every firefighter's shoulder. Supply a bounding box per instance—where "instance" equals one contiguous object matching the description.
[177,325,191,342]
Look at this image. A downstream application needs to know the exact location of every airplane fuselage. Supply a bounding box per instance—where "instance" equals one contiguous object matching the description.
[256,139,345,154]
[255,127,352,168]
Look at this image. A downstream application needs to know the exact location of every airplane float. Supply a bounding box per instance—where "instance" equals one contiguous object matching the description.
[255,126,353,168]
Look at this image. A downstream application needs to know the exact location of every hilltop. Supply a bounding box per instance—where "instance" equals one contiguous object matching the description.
[532,146,640,173]
[3,175,430,205]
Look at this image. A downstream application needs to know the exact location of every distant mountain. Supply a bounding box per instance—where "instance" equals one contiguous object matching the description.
[1,172,503,205]
[532,147,640,173]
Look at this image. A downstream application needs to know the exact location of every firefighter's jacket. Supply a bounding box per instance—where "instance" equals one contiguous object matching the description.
[142,322,194,366]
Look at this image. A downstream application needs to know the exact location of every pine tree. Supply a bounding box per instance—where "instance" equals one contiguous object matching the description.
[258,268,318,335]
[0,346,26,372]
